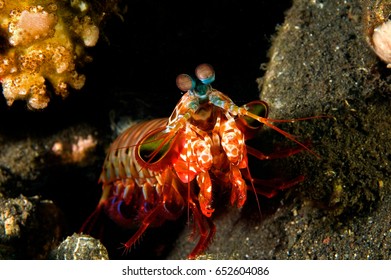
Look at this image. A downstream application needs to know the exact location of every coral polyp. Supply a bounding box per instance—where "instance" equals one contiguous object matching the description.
[0,0,115,109]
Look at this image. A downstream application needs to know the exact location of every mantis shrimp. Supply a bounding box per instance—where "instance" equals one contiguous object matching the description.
[81,64,321,259]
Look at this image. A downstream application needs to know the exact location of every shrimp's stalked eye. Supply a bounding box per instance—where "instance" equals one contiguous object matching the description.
[195,63,215,85]
[176,63,215,99]
[176,74,195,92]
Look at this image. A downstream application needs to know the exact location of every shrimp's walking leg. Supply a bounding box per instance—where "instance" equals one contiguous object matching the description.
[251,176,305,198]
[123,203,165,251]
[187,197,216,259]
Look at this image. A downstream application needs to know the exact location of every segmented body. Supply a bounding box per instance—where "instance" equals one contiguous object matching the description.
[98,119,173,229]
[82,64,319,259]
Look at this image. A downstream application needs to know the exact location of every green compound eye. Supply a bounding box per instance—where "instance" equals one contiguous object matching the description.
[176,74,195,92]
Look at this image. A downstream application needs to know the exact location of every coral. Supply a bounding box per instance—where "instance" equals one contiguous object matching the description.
[0,0,118,109]
[363,0,391,67]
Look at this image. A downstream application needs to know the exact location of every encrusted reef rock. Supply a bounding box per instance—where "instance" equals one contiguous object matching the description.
[0,0,119,109]
[0,122,101,259]
[0,194,63,259]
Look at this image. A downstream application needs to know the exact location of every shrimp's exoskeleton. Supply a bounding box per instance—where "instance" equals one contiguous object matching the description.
[81,63,326,259]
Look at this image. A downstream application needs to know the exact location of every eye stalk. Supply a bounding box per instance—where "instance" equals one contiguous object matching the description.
[176,64,216,100]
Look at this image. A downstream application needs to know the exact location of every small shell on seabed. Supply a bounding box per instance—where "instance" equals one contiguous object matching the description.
[51,233,109,260]
[363,0,391,67]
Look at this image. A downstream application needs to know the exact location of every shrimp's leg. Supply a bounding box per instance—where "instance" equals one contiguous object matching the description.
[187,197,216,259]
[246,144,307,160]
[250,176,305,198]
[122,203,165,252]
[80,184,112,235]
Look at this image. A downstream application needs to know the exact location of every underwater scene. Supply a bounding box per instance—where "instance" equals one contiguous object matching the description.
[0,0,390,260]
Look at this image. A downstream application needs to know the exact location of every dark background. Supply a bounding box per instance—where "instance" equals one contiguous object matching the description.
[1,1,292,128]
